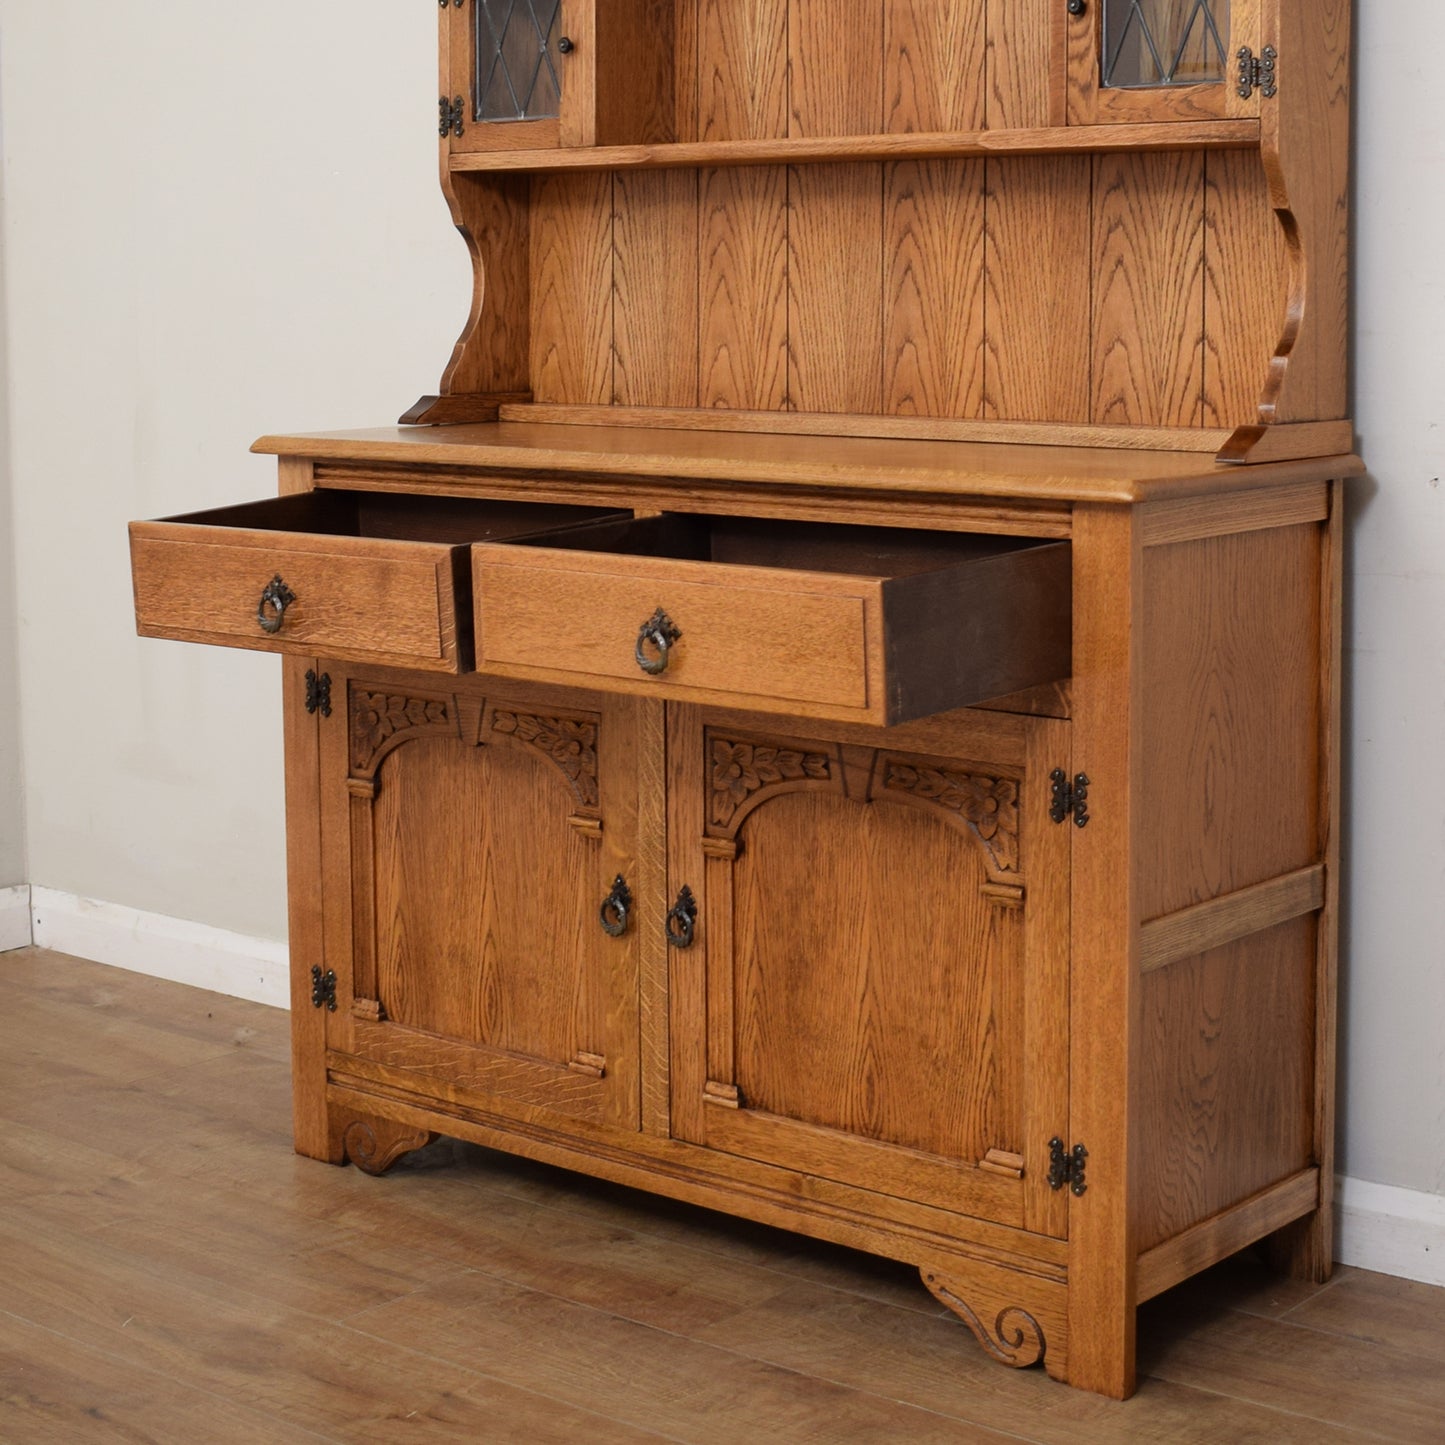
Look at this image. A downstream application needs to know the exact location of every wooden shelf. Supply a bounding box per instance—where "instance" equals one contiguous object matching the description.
[447,120,1261,175]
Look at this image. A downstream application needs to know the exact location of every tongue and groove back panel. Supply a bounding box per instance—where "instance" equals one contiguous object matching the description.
[440,0,1295,438]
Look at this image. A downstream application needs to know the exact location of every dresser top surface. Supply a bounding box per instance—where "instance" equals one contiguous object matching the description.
[252,423,1362,506]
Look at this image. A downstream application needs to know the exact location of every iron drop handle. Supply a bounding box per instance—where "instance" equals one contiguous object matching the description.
[635,608,681,676]
[257,575,296,635]
[666,885,698,950]
[599,875,632,938]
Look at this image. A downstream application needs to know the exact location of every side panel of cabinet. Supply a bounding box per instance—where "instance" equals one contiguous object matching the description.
[666,702,1070,1238]
[314,666,644,1133]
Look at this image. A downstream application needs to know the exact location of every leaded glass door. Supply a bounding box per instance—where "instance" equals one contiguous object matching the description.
[443,0,591,152]
[1066,0,1264,124]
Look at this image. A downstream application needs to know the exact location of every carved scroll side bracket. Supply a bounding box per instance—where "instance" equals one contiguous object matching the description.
[921,1270,1047,1370]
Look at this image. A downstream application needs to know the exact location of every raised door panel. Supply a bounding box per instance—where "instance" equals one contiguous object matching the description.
[667,703,1070,1237]
[318,667,642,1132]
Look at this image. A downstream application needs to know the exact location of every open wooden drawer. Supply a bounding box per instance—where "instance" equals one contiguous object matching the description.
[473,514,1071,725]
[130,491,623,673]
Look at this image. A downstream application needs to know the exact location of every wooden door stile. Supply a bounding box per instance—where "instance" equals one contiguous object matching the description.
[1067,502,1143,1398]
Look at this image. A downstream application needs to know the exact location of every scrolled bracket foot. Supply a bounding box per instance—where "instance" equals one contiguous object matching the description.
[340,1115,437,1176]
[921,1268,1047,1370]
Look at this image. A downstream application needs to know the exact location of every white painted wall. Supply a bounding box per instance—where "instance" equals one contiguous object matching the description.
[0,113,24,892]
[0,5,1442,1225]
[0,2,462,938]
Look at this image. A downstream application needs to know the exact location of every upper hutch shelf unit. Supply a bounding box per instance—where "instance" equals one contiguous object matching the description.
[130,0,1354,1403]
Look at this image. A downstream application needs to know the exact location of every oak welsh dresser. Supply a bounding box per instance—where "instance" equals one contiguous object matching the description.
[129,0,1357,1398]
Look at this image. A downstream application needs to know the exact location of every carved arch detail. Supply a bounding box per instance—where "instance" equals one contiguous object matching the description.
[349,687,460,777]
[879,758,1020,877]
[489,708,600,810]
[708,734,837,834]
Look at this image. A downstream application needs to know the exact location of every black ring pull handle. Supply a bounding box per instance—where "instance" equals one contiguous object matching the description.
[599,875,632,938]
[635,608,682,676]
[665,885,698,950]
[257,575,296,635]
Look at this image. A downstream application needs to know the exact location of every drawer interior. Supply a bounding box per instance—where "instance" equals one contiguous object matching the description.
[164,490,624,544]
[502,512,1052,580]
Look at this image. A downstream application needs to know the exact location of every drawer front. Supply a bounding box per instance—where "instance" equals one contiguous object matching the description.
[131,531,463,672]
[474,551,877,713]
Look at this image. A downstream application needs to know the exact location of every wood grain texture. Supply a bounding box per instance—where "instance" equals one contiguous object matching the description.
[698,0,788,141]
[1140,864,1325,974]
[438,173,531,397]
[1139,523,1321,918]
[986,0,1053,129]
[612,168,700,407]
[1136,918,1317,1252]
[594,0,676,145]
[883,160,985,419]
[1137,1169,1320,1304]
[1067,503,1142,1398]
[699,164,788,409]
[884,0,986,133]
[674,0,701,141]
[786,163,884,414]
[788,0,884,139]
[1262,0,1351,423]
[983,157,1091,424]
[529,170,614,405]
[1139,480,1327,547]
[1091,151,1206,428]
[1204,150,1289,428]
[446,119,1262,173]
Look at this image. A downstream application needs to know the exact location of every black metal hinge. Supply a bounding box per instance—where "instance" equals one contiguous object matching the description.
[1049,769,1090,828]
[1237,45,1278,100]
[1048,1138,1088,1196]
[439,95,464,138]
[304,670,331,718]
[310,966,337,1012]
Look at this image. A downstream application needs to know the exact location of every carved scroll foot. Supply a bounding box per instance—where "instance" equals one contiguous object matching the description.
[339,1114,437,1176]
[921,1268,1047,1370]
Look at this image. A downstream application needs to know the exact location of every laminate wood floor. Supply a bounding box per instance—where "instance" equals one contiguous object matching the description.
[1,947,1441,1443]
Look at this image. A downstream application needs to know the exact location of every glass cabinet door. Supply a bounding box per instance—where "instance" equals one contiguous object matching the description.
[1068,0,1264,123]
[443,0,588,153]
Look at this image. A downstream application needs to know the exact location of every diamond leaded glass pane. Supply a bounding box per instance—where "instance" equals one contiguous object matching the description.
[474,0,563,123]
[1103,0,1229,89]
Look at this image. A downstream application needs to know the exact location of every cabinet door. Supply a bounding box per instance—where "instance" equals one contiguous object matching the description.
[318,666,644,1132]
[1067,0,1264,124]
[443,0,673,152]
[667,703,1070,1238]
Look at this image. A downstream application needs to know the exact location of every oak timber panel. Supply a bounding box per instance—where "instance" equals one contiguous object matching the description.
[440,174,530,397]
[1204,150,1289,428]
[594,0,676,145]
[786,165,884,414]
[699,165,789,410]
[983,157,1092,424]
[1137,918,1317,1251]
[529,171,613,405]
[884,0,986,133]
[370,735,599,1062]
[986,0,1054,129]
[613,169,700,407]
[729,788,1018,1161]
[1139,524,1321,918]
[698,0,788,141]
[883,160,985,419]
[788,1,884,138]
[1091,152,1206,427]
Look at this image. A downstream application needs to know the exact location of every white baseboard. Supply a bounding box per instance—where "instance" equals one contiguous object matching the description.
[26,885,289,1010]
[1336,1175,1445,1287]
[0,884,32,952]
